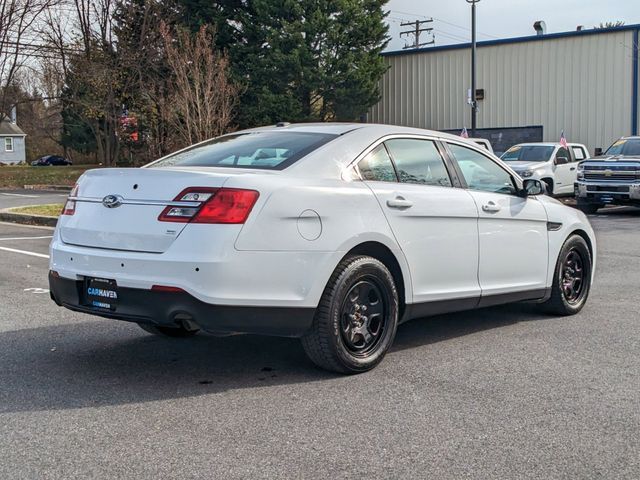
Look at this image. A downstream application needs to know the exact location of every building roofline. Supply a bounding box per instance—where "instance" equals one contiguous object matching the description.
[383,23,640,57]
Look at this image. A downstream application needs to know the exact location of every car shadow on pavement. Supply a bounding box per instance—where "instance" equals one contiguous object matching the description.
[0,304,550,414]
[393,303,548,351]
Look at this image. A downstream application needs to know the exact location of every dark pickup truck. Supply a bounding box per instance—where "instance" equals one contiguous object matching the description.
[575,136,640,214]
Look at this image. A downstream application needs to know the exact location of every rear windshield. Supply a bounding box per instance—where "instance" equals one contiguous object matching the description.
[501,145,555,162]
[604,138,640,156]
[148,131,337,170]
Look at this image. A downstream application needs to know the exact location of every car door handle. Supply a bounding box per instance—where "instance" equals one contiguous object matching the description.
[386,197,413,209]
[482,201,501,213]
[570,167,576,171]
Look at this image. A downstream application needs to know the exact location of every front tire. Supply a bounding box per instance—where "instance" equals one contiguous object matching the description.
[301,255,399,374]
[539,235,592,315]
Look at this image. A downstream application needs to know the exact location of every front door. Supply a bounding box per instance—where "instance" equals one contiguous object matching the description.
[446,142,549,297]
[357,139,480,303]
[553,146,575,195]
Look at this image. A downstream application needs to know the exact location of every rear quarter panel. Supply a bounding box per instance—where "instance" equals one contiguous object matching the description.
[229,174,414,304]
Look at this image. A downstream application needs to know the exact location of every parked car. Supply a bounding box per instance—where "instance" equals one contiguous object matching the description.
[469,137,494,154]
[31,155,73,166]
[575,136,640,214]
[49,124,596,373]
[500,142,589,196]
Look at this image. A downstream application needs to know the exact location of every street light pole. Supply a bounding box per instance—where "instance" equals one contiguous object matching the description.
[467,0,480,137]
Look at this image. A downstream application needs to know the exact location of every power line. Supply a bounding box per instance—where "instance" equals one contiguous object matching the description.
[399,19,434,49]
[389,9,499,40]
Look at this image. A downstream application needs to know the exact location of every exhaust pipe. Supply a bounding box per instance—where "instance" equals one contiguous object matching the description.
[173,313,200,333]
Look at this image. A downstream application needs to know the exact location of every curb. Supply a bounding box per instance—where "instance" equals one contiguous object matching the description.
[23,184,73,192]
[0,210,58,227]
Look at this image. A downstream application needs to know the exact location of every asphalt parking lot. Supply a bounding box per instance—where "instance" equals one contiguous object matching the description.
[1,203,639,479]
[0,189,69,209]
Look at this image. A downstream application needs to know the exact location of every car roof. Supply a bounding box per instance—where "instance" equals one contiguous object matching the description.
[239,122,474,144]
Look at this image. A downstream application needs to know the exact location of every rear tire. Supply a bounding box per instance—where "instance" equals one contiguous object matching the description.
[138,323,199,338]
[301,255,399,374]
[539,235,592,316]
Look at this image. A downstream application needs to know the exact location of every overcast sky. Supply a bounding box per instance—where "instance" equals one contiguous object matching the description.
[385,0,640,51]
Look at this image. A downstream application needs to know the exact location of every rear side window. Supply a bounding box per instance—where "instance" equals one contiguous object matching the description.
[358,145,398,182]
[384,139,452,187]
[572,146,586,161]
[149,131,337,170]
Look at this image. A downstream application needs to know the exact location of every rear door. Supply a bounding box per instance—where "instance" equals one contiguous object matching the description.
[358,138,480,303]
[445,142,549,298]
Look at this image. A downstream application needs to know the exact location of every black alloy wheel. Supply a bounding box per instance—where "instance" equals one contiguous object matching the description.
[561,249,585,305]
[539,234,592,315]
[340,280,388,356]
[302,255,399,374]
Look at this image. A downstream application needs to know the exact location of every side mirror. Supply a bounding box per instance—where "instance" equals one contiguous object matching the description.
[594,147,603,156]
[555,156,569,165]
[520,178,546,197]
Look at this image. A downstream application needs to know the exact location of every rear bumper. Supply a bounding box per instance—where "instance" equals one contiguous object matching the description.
[49,272,314,337]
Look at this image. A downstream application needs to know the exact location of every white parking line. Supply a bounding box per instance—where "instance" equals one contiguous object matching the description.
[0,192,40,198]
[0,236,53,241]
[0,221,54,230]
[0,246,49,259]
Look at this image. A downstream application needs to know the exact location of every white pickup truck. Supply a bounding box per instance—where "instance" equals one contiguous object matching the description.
[500,142,590,196]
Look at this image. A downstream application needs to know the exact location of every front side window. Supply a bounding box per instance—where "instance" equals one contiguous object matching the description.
[5,137,13,152]
[555,147,570,164]
[384,139,452,187]
[449,143,517,195]
[357,145,398,182]
[149,131,337,170]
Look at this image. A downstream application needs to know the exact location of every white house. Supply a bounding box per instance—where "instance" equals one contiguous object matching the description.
[0,113,27,165]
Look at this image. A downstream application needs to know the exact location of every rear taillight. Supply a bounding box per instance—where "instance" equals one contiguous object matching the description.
[61,184,79,216]
[158,187,259,224]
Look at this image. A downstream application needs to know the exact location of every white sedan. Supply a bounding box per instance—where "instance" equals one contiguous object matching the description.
[49,123,596,373]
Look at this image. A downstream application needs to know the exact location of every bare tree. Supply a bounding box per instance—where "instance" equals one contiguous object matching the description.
[161,23,239,147]
[0,0,60,119]
[38,0,123,166]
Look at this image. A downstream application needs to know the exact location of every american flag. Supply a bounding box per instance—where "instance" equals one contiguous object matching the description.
[559,130,568,148]
[460,127,469,139]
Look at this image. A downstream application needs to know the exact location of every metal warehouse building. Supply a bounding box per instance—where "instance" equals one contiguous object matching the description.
[368,24,640,155]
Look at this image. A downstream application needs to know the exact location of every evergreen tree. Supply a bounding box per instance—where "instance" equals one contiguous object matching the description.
[175,0,389,127]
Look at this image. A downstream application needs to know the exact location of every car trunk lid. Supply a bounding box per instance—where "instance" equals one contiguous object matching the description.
[59,168,237,253]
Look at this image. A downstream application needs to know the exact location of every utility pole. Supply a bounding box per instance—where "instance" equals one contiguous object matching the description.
[400,19,434,50]
[467,0,480,137]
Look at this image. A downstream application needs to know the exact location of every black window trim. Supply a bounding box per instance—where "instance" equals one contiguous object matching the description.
[383,138,455,188]
[351,134,462,189]
[356,143,400,183]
